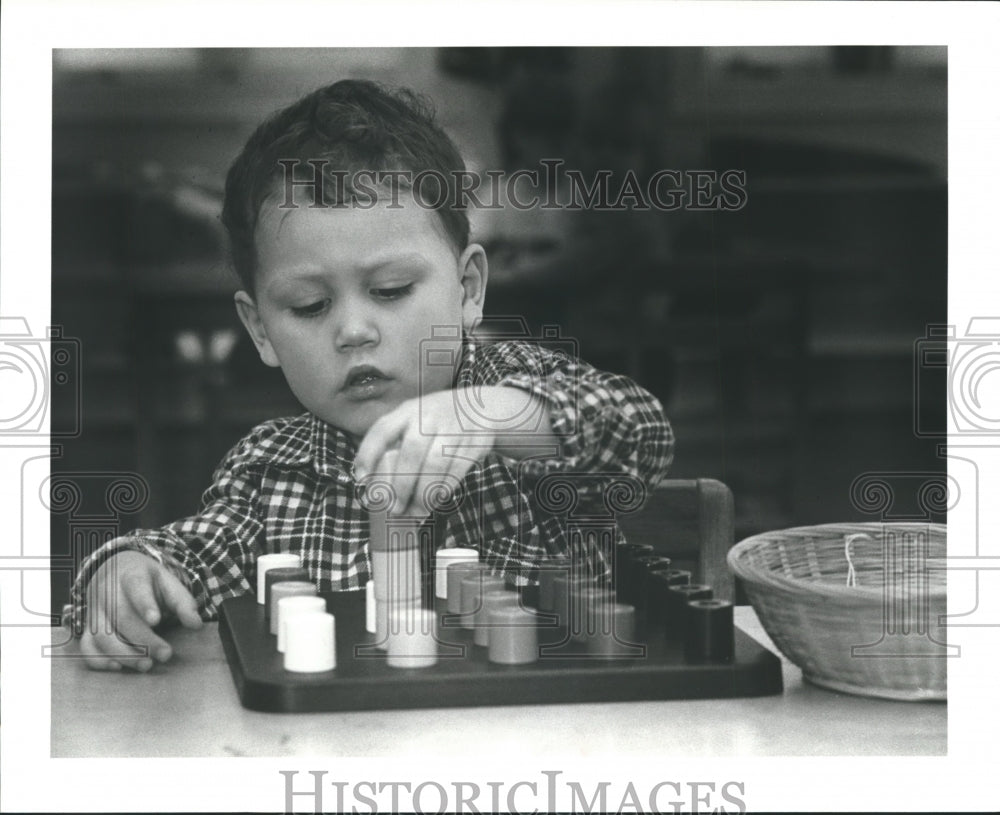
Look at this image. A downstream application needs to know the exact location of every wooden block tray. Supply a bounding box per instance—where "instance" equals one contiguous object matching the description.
[219,591,783,712]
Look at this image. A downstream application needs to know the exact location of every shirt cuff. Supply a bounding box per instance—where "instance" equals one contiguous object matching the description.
[62,535,191,636]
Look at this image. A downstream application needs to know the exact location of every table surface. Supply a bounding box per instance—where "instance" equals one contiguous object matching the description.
[50,608,946,758]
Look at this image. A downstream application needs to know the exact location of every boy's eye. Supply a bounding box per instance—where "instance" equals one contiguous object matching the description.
[291,299,330,318]
[371,283,414,300]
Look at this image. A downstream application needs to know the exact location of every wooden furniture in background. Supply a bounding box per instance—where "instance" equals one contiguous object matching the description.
[617,478,736,602]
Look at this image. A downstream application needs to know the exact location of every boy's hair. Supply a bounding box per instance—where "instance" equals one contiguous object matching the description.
[222,79,471,294]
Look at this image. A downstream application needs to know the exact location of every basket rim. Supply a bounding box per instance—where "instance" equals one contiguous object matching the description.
[727,521,947,602]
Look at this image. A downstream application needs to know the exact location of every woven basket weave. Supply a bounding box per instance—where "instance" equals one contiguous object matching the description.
[728,522,948,701]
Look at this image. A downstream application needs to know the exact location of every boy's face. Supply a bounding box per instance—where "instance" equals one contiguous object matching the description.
[235,193,486,441]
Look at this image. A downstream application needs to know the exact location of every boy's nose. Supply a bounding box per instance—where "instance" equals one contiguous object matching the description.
[335,305,379,349]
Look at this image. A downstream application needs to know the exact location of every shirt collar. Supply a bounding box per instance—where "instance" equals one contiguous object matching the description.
[456,332,479,385]
[309,414,358,482]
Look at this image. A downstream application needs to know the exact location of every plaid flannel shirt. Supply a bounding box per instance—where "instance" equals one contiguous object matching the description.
[66,338,673,632]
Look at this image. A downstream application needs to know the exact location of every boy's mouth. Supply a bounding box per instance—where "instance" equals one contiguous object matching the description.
[343,365,392,398]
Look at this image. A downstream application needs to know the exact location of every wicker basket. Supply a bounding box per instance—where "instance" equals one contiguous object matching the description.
[728,522,948,701]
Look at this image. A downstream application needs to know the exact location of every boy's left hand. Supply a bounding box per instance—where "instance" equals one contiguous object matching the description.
[354,389,497,517]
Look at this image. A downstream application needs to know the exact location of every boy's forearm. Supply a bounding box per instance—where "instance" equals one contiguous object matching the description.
[476,352,673,484]
[467,374,673,484]
[468,386,557,459]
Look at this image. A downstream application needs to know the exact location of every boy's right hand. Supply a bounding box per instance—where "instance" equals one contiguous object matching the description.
[80,551,203,672]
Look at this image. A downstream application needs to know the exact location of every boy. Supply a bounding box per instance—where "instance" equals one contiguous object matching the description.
[69,80,673,671]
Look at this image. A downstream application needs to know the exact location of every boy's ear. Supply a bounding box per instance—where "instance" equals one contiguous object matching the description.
[234,291,280,368]
[457,243,488,332]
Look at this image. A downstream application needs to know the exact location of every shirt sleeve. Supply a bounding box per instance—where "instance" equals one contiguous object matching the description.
[63,434,267,634]
[471,340,674,488]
